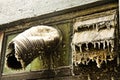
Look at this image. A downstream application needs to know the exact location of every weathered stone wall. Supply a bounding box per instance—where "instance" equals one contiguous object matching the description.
[0,0,119,80]
[0,0,101,25]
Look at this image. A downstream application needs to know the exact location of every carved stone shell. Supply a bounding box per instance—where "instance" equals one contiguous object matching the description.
[6,25,62,69]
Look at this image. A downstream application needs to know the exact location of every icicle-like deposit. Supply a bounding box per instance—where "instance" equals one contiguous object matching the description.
[72,30,116,67]
[86,43,89,51]
[103,41,106,49]
[79,44,82,53]
[94,42,96,48]
[96,24,99,31]
[98,42,100,49]
[106,40,110,51]
[110,40,114,52]
[72,39,116,68]
[72,13,117,68]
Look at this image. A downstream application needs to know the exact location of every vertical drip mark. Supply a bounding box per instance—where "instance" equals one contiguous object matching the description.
[96,57,100,68]
[106,40,110,51]
[86,43,89,51]
[104,52,107,63]
[86,58,90,65]
[110,40,114,52]
[96,24,99,31]
[103,41,106,49]
[93,42,96,48]
[97,42,100,49]
[79,44,82,53]
[111,47,114,52]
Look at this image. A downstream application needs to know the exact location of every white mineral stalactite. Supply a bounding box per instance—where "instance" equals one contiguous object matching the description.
[110,40,114,52]
[96,24,99,31]
[96,57,101,68]
[79,44,82,53]
[106,40,110,51]
[98,42,100,49]
[86,43,89,50]
[104,52,107,63]
[78,58,82,64]
[72,18,116,68]
[86,58,90,65]
[93,42,96,48]
[102,41,106,49]
[111,47,114,52]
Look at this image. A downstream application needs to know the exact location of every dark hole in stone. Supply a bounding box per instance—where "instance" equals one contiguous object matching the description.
[7,54,22,69]
[78,60,97,68]
[77,27,81,31]
[109,42,112,50]
[6,43,22,69]
[95,43,99,50]
[82,43,86,52]
[75,45,80,52]
[107,55,111,59]
[77,26,94,32]
[100,42,103,49]
[88,43,94,50]
[77,27,87,32]
[105,41,107,49]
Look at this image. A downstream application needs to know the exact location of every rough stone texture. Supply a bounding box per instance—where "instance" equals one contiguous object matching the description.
[0,1,119,80]
[0,0,100,25]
